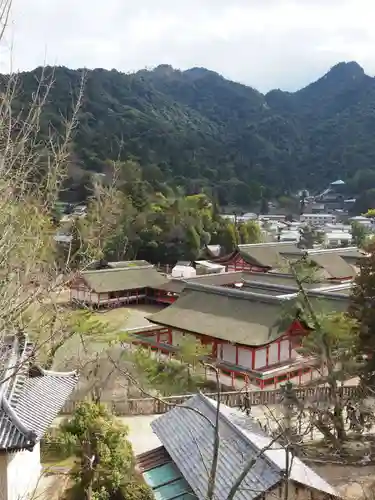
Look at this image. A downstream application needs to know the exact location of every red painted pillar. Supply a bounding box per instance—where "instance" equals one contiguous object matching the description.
[235,346,239,365]
[266,346,269,367]
[231,371,235,388]
[277,340,281,362]
[260,379,264,390]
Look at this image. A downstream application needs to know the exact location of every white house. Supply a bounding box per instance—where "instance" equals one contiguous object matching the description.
[300,213,336,226]
[324,230,352,248]
[0,334,78,500]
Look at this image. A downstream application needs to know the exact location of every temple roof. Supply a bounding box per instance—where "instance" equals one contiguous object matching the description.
[149,283,300,347]
[80,264,168,293]
[158,271,246,294]
[0,335,78,451]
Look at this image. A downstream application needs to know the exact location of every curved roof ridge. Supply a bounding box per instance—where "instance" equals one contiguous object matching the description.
[0,395,35,445]
[82,264,154,275]
[31,365,78,378]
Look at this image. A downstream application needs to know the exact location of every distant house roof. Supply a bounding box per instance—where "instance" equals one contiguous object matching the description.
[79,265,168,293]
[158,271,246,295]
[0,335,78,451]
[330,179,345,185]
[149,283,299,347]
[151,394,339,500]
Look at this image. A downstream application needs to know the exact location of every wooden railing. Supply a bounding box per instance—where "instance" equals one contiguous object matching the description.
[61,385,359,416]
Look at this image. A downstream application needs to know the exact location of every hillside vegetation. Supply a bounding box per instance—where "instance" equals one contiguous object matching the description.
[12,61,375,206]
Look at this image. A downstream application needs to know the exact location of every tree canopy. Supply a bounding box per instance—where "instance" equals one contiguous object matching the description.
[9,61,375,208]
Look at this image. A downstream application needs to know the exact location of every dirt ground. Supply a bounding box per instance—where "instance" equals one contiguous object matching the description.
[93,303,164,330]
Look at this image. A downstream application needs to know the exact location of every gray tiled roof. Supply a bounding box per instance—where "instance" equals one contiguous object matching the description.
[149,283,297,346]
[306,253,355,280]
[152,394,338,500]
[158,272,246,294]
[0,335,78,451]
[81,265,168,293]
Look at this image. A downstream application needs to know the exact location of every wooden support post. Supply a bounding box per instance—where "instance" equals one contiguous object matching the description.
[231,371,235,388]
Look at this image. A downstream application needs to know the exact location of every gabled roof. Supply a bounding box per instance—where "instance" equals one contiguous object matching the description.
[80,265,168,293]
[151,394,339,500]
[306,252,355,279]
[149,283,299,346]
[308,247,366,263]
[158,271,246,295]
[0,335,78,451]
[238,244,288,269]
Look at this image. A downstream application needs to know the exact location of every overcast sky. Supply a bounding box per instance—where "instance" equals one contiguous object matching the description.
[4,0,375,92]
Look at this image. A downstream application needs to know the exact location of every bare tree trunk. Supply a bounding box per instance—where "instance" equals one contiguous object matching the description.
[290,262,346,445]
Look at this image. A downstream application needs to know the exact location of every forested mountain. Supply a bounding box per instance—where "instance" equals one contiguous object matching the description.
[11,61,375,206]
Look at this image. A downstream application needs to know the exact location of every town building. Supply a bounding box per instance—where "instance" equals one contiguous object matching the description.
[138,393,339,500]
[0,333,78,500]
[300,213,337,226]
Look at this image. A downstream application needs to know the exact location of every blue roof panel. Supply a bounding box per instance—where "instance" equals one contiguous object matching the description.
[143,463,181,488]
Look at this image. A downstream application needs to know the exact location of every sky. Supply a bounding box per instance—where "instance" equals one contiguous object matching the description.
[4,0,375,92]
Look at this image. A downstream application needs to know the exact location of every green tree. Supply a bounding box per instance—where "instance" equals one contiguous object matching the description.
[61,402,152,500]
[282,262,359,448]
[185,225,201,261]
[349,244,375,389]
[298,225,316,249]
[351,221,368,248]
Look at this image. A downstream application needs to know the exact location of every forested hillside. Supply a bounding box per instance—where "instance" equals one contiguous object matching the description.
[11,61,375,206]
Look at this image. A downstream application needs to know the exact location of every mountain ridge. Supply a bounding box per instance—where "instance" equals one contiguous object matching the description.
[10,60,375,207]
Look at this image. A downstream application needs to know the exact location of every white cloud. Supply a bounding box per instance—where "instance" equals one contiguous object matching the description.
[4,0,375,91]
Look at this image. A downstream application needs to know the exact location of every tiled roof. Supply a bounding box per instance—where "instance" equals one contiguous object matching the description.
[149,283,298,346]
[238,244,288,269]
[158,272,245,294]
[0,335,78,451]
[307,253,355,279]
[152,394,339,500]
[81,265,168,293]
[308,247,366,262]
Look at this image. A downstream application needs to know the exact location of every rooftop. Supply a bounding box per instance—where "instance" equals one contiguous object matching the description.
[158,271,245,295]
[80,264,168,293]
[149,283,298,347]
[0,334,78,451]
[151,394,339,500]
